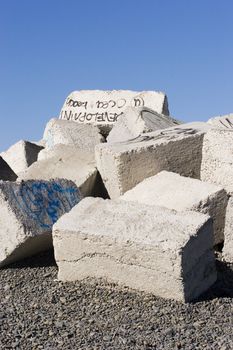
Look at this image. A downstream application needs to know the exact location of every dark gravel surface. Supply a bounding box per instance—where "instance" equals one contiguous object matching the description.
[0,250,232,350]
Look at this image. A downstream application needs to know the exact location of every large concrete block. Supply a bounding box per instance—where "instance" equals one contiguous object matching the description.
[43,118,105,152]
[96,122,211,199]
[0,140,44,174]
[121,171,228,245]
[207,113,233,129]
[59,90,169,134]
[19,145,98,197]
[223,196,233,262]
[107,107,181,144]
[0,179,81,266]
[201,128,233,193]
[53,197,216,302]
[0,157,17,181]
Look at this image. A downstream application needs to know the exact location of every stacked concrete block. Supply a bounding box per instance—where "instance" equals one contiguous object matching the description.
[96,122,211,199]
[207,113,233,129]
[0,179,81,266]
[59,90,169,135]
[19,145,98,197]
[0,157,18,181]
[43,118,105,152]
[222,197,233,262]
[121,171,228,245]
[0,140,44,174]
[107,107,181,144]
[53,197,216,302]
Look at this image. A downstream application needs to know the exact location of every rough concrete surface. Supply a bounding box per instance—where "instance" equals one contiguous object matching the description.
[43,118,105,152]
[207,113,233,129]
[0,140,44,174]
[19,145,98,197]
[223,196,233,263]
[201,128,233,193]
[53,197,216,302]
[0,157,17,181]
[96,122,211,199]
[121,171,228,245]
[0,179,81,267]
[107,106,180,143]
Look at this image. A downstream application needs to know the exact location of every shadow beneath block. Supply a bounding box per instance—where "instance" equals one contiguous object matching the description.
[0,249,56,270]
[195,259,233,302]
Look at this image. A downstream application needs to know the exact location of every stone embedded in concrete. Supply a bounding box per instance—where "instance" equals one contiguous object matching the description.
[19,145,98,197]
[59,90,169,135]
[207,113,233,129]
[0,179,81,267]
[43,118,105,152]
[223,196,233,263]
[53,197,216,302]
[96,122,211,199]
[107,107,181,144]
[201,128,233,193]
[121,171,228,245]
[0,140,44,174]
[0,157,18,181]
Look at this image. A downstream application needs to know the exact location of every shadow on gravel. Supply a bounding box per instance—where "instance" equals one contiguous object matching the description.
[195,259,233,303]
[0,249,56,270]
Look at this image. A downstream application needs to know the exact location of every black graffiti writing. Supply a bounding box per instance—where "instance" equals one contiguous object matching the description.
[96,99,126,109]
[133,97,145,107]
[66,98,88,109]
[60,110,124,123]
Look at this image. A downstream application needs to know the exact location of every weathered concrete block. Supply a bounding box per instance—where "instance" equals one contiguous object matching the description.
[0,179,81,266]
[223,196,233,262]
[121,171,228,245]
[0,157,17,181]
[43,118,105,152]
[59,90,169,135]
[207,113,233,129]
[107,107,181,144]
[96,122,211,199]
[0,140,44,174]
[19,145,98,197]
[53,197,216,302]
[201,128,233,193]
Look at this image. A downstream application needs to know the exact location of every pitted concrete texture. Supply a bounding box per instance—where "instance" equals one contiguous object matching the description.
[96,122,211,199]
[207,113,233,129]
[0,140,44,174]
[19,145,98,197]
[201,128,233,193]
[121,171,228,245]
[59,90,169,134]
[53,197,216,302]
[107,107,180,144]
[0,179,81,266]
[0,157,17,181]
[43,118,105,152]
[223,196,233,263]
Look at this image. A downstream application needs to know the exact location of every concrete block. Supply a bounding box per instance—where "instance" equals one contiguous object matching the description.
[0,157,17,181]
[223,196,233,262]
[201,128,233,193]
[0,140,44,174]
[121,171,228,245]
[107,107,181,144]
[43,118,105,152]
[53,197,216,302]
[59,90,169,135]
[19,145,98,197]
[0,179,81,266]
[96,122,211,199]
[207,113,233,129]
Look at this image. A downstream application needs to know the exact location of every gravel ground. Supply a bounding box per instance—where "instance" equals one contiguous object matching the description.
[0,250,232,350]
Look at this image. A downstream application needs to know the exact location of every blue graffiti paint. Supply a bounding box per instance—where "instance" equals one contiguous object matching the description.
[10,181,81,230]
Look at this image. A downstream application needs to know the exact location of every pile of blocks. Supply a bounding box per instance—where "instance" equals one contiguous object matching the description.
[1,89,233,302]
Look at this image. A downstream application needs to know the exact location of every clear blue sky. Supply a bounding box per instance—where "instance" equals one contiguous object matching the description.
[1,0,233,151]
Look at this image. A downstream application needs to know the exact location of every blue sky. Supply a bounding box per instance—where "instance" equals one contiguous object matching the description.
[0,0,233,151]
